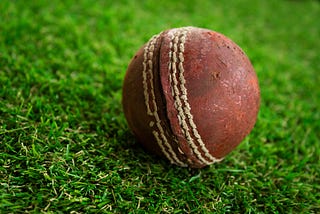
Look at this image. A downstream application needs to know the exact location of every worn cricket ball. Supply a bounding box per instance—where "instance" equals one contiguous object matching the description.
[122,26,260,168]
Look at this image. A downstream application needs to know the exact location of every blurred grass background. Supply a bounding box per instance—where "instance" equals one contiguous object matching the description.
[0,0,319,213]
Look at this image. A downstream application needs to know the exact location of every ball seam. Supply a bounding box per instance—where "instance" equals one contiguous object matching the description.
[142,34,187,167]
[168,27,222,165]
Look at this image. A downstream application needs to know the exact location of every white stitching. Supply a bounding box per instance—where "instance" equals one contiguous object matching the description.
[168,28,222,164]
[142,34,187,167]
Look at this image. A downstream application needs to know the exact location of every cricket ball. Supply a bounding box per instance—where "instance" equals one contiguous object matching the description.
[122,26,260,168]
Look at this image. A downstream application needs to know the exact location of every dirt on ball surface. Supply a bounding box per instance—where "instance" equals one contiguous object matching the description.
[122,26,260,168]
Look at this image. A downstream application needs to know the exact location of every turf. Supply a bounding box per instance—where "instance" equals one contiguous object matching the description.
[0,0,319,213]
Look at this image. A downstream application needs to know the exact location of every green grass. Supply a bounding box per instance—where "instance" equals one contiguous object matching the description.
[1,0,319,213]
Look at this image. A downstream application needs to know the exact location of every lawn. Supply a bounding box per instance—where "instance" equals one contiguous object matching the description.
[0,0,319,213]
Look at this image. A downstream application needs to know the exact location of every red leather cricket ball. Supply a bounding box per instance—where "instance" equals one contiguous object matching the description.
[122,26,260,168]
